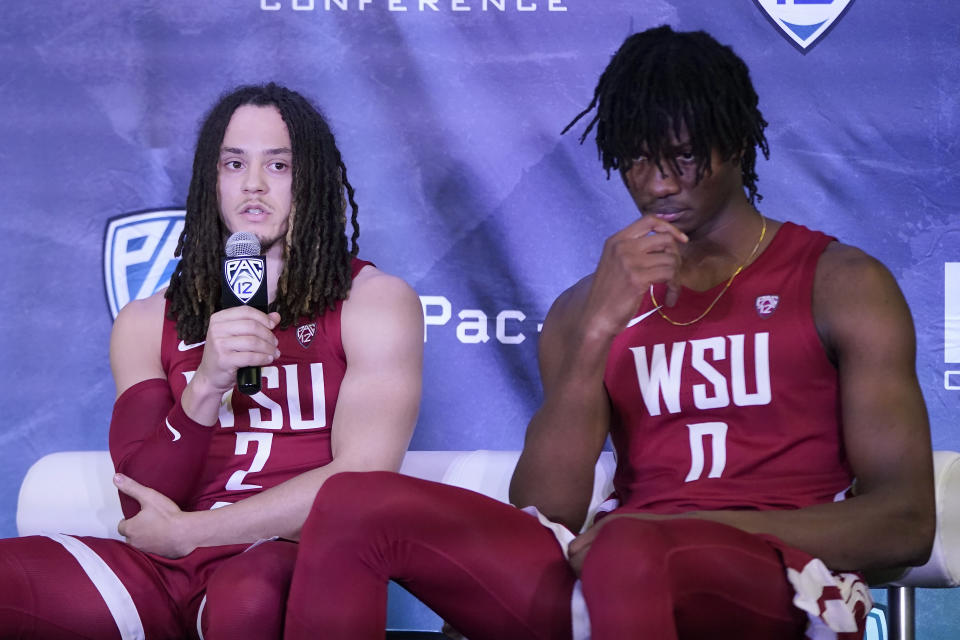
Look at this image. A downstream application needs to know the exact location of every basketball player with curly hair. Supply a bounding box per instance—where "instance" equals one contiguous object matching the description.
[0,83,423,639]
[282,27,934,640]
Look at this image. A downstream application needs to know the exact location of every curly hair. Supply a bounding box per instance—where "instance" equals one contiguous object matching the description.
[165,83,360,343]
[563,25,770,203]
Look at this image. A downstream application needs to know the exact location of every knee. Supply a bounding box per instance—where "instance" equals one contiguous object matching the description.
[581,518,670,590]
[210,569,288,609]
[204,577,286,638]
[305,471,428,538]
[595,516,674,551]
[204,550,297,635]
[308,471,375,521]
[208,549,295,598]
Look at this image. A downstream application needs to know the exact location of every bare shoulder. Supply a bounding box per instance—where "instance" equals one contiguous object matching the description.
[343,265,422,318]
[813,241,913,358]
[110,289,167,396]
[540,273,594,346]
[535,274,595,384]
[814,242,902,308]
[817,241,891,280]
[112,290,166,344]
[115,288,167,322]
[341,265,424,355]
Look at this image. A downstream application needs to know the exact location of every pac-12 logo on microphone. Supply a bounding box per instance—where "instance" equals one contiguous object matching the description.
[104,209,186,319]
[752,0,855,52]
[225,258,265,304]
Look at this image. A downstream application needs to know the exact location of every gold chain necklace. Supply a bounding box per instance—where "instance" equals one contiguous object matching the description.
[649,214,767,327]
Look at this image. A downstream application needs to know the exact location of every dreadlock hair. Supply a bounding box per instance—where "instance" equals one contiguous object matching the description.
[563,25,770,204]
[165,82,360,344]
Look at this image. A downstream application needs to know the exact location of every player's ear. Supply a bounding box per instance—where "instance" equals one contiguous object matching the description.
[734,137,753,166]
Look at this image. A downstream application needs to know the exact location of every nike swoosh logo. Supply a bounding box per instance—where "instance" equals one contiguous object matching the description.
[626,306,662,328]
[166,419,181,442]
[178,340,206,351]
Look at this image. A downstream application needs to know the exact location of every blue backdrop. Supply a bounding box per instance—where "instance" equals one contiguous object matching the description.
[2,0,958,635]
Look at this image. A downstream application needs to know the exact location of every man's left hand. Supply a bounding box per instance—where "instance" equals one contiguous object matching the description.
[114,474,195,558]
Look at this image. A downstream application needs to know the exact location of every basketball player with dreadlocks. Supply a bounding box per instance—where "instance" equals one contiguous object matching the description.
[0,83,423,638]
[280,27,933,640]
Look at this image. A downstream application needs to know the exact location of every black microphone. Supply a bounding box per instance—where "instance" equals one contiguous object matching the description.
[222,231,269,395]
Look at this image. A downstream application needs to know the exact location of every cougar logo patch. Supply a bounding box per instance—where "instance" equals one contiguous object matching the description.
[297,322,317,348]
[756,295,780,317]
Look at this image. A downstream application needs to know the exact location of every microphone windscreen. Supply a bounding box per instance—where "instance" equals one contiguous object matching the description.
[225,231,261,258]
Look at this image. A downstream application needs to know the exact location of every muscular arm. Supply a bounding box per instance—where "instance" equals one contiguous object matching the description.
[108,292,280,516]
[109,293,205,514]
[579,245,935,572]
[509,285,615,532]
[118,268,424,556]
[510,216,687,532]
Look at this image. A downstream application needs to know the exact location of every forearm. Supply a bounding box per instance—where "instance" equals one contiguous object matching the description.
[177,457,392,549]
[178,369,232,426]
[109,379,214,515]
[511,328,614,530]
[652,492,933,572]
[512,399,608,525]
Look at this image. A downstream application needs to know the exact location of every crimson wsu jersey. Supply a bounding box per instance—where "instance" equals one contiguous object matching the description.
[604,223,853,514]
[160,258,371,511]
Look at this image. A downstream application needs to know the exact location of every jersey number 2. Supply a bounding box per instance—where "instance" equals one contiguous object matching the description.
[225,433,274,490]
[210,433,275,509]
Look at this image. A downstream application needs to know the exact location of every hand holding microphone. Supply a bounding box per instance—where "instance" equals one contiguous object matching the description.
[221,232,270,395]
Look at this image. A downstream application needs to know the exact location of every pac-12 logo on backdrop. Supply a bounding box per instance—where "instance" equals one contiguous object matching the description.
[753,0,855,52]
[946,263,960,391]
[104,209,185,319]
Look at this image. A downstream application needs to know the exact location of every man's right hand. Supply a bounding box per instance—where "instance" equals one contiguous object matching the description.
[580,214,687,339]
[510,216,686,529]
[192,307,281,395]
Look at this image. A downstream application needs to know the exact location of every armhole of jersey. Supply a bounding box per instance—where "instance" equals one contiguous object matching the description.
[330,257,372,364]
[798,228,837,369]
[158,298,175,374]
[350,257,373,277]
[328,305,347,365]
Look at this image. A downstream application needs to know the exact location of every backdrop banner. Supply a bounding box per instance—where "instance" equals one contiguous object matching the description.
[2,1,958,635]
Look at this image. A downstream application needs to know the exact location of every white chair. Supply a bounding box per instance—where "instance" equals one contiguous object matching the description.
[14,449,614,637]
[867,451,960,640]
[17,449,960,639]
[15,450,616,541]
